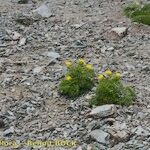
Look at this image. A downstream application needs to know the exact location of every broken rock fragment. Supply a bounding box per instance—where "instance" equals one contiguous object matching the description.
[89,104,117,118]
[90,129,110,145]
[110,27,128,38]
[19,37,26,46]
[33,4,52,18]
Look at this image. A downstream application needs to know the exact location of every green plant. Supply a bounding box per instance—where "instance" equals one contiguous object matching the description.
[124,1,150,25]
[90,70,136,106]
[59,59,95,98]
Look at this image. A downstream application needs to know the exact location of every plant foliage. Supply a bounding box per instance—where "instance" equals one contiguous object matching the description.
[59,59,95,98]
[124,1,150,25]
[90,71,136,106]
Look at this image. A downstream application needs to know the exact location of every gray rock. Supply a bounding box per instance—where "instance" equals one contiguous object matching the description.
[85,94,93,100]
[87,120,98,131]
[107,47,114,51]
[12,32,21,40]
[5,110,16,120]
[33,4,52,18]
[109,143,125,150]
[132,126,149,136]
[40,76,52,81]
[26,107,35,115]
[18,0,28,4]
[55,128,61,132]
[76,146,82,150]
[101,46,107,53]
[126,139,145,149]
[43,51,60,59]
[71,40,86,48]
[63,130,71,138]
[112,122,127,130]
[142,66,150,72]
[19,37,26,46]
[3,127,14,136]
[110,27,128,38]
[15,15,35,26]
[87,145,93,150]
[33,66,44,74]
[0,0,150,149]
[90,129,110,145]
[89,105,117,118]
[2,74,13,87]
[125,63,135,71]
[110,130,130,143]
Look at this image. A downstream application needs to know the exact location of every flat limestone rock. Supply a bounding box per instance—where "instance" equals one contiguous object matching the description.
[89,104,117,118]
[110,27,128,38]
[33,4,52,18]
[90,129,110,145]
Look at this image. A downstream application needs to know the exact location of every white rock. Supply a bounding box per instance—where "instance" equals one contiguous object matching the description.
[12,32,21,40]
[85,94,92,100]
[113,121,127,130]
[132,126,149,136]
[27,107,35,115]
[101,46,107,53]
[33,66,43,74]
[19,37,26,46]
[90,129,110,144]
[43,51,60,59]
[87,145,93,150]
[89,104,117,118]
[107,47,114,51]
[76,146,82,150]
[72,23,85,29]
[110,27,128,38]
[33,4,52,18]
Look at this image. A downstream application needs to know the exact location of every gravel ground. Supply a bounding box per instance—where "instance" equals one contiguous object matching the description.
[0,0,150,150]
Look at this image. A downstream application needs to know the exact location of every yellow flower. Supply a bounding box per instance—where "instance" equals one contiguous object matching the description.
[86,64,92,70]
[98,74,104,80]
[65,75,72,81]
[105,70,112,76]
[65,60,72,68]
[78,58,85,65]
[115,72,121,79]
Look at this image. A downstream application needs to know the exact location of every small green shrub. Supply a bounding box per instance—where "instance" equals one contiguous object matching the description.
[59,59,95,98]
[124,1,150,25]
[90,70,136,106]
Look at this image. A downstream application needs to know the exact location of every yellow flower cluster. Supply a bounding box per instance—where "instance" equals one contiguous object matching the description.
[98,70,121,80]
[105,70,112,76]
[65,75,72,81]
[115,72,121,79]
[78,58,85,65]
[64,58,94,81]
[65,60,72,68]
[86,64,92,70]
[98,74,104,80]
[64,60,121,81]
[65,59,93,70]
